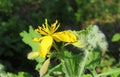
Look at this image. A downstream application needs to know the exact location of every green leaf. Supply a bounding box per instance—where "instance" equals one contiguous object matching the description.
[17,72,33,77]
[61,59,73,77]
[20,26,41,52]
[86,49,101,71]
[61,51,74,77]
[112,33,120,42]
[111,70,120,77]
[7,72,17,77]
[0,63,5,71]
[29,26,41,38]
[82,74,92,77]
[7,72,33,77]
[20,26,45,71]
[64,50,73,58]
[44,63,63,77]
[97,68,120,77]
[35,57,45,70]
[61,51,83,77]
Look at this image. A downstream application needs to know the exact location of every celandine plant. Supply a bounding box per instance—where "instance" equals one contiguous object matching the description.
[20,19,120,77]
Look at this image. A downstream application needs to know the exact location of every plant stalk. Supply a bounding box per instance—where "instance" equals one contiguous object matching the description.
[78,50,90,77]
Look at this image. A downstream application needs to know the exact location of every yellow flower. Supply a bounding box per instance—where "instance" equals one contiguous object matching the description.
[33,19,77,58]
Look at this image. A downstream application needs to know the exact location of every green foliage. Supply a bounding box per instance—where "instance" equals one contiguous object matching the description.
[82,74,92,77]
[61,51,82,77]
[112,33,120,42]
[20,25,120,77]
[0,0,13,13]
[97,68,120,77]
[20,26,45,71]
[0,63,33,77]
[20,26,41,52]
[7,72,33,77]
[87,49,101,71]
[35,57,45,70]
[0,0,120,77]
[72,25,108,51]
[75,0,118,22]
[43,50,83,77]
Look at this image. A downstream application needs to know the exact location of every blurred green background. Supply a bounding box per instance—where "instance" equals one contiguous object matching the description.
[0,0,120,76]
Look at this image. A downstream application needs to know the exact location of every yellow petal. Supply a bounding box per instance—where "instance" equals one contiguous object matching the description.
[52,31,77,43]
[40,36,53,58]
[27,52,39,60]
[50,20,60,33]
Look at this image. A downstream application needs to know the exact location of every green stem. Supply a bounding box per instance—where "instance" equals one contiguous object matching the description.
[92,67,98,77]
[52,41,64,59]
[78,50,90,77]
[62,59,73,77]
[52,41,60,52]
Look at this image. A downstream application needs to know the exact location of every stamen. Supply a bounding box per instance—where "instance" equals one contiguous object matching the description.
[41,28,48,34]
